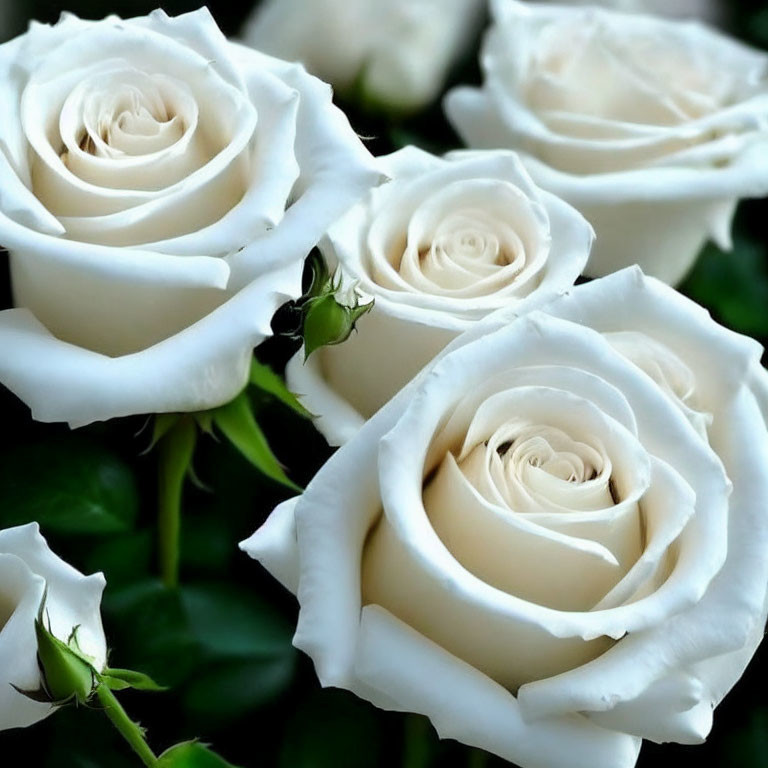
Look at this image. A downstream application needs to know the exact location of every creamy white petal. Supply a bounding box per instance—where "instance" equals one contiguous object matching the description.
[352,605,641,768]
[226,47,383,290]
[0,259,302,427]
[445,0,768,284]
[240,497,301,593]
[285,350,366,447]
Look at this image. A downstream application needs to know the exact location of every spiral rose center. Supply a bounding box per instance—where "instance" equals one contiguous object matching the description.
[59,70,199,166]
[81,86,183,158]
[463,422,615,514]
[368,177,551,300]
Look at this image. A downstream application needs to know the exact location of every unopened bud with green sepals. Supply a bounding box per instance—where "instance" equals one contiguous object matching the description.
[34,620,97,705]
[303,281,374,358]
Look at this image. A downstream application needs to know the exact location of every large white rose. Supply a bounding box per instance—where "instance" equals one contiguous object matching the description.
[243,0,484,112]
[243,267,768,768]
[0,523,106,731]
[0,8,380,427]
[288,146,592,445]
[445,0,768,285]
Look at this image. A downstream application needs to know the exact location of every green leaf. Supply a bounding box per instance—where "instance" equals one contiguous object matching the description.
[212,392,301,491]
[157,742,241,768]
[104,580,201,688]
[182,656,295,725]
[180,583,295,658]
[179,583,297,723]
[82,529,153,589]
[104,580,297,713]
[279,689,383,768]
[303,293,374,358]
[0,437,138,535]
[249,358,312,418]
[100,667,167,692]
[681,235,768,338]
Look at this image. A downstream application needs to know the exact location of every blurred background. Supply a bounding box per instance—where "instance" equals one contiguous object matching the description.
[1,1,768,767]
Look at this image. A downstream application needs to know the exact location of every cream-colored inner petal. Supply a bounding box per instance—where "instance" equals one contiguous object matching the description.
[605,331,712,440]
[366,177,551,300]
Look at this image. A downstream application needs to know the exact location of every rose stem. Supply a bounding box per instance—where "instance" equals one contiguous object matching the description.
[403,714,433,768]
[96,683,158,766]
[157,417,196,589]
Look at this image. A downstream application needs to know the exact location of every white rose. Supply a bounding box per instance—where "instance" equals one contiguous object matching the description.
[243,0,485,112]
[0,8,379,427]
[243,267,768,768]
[532,0,725,25]
[0,523,106,730]
[445,0,768,285]
[288,146,592,445]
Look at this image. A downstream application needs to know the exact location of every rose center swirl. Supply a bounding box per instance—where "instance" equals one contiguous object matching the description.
[367,177,551,299]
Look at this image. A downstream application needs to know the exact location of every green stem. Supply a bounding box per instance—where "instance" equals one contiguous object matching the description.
[96,683,157,767]
[157,417,196,589]
[403,714,432,768]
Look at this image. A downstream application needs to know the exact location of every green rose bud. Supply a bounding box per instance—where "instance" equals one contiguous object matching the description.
[35,621,97,705]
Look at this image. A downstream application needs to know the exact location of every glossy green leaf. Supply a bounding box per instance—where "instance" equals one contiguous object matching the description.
[104,580,297,712]
[182,657,295,725]
[249,358,312,418]
[681,236,768,338]
[179,583,297,722]
[157,742,241,768]
[279,689,383,768]
[0,437,138,535]
[180,583,295,658]
[212,393,300,491]
[104,580,200,688]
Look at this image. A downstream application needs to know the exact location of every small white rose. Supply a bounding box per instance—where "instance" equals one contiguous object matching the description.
[243,267,768,768]
[0,523,106,731]
[445,0,768,285]
[242,0,485,112]
[288,146,592,445]
[0,8,380,427]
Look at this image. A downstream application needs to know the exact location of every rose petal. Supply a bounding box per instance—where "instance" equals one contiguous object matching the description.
[351,605,641,768]
[0,258,302,426]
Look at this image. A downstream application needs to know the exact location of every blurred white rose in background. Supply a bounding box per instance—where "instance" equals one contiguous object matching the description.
[533,0,724,25]
[446,0,768,286]
[243,0,485,112]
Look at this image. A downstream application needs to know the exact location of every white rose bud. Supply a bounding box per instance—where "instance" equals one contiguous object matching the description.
[446,0,768,285]
[0,523,106,730]
[288,146,593,445]
[0,9,380,427]
[243,267,768,768]
[243,0,485,112]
